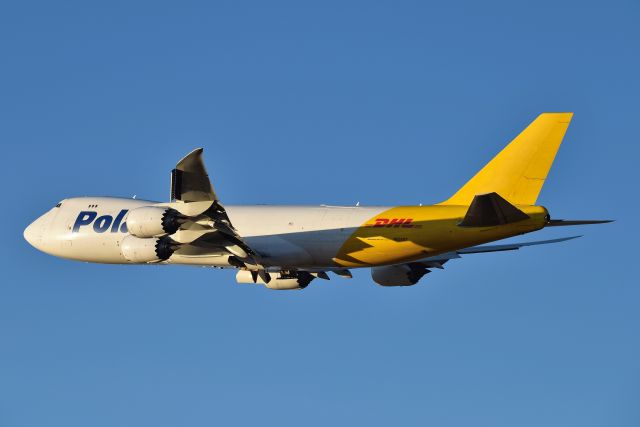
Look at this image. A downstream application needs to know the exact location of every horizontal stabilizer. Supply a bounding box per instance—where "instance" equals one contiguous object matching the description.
[416,235,581,266]
[458,192,529,227]
[546,219,613,227]
[457,235,581,254]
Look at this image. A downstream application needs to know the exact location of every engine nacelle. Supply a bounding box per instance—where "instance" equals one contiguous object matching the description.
[125,207,183,238]
[371,265,427,287]
[236,270,313,290]
[120,235,175,263]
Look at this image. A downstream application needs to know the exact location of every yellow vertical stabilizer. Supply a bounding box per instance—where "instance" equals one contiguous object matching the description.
[441,113,573,206]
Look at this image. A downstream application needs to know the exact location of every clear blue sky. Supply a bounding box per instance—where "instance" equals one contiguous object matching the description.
[1,1,638,426]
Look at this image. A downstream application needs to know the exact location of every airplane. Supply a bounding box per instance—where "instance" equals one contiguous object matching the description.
[24,113,610,290]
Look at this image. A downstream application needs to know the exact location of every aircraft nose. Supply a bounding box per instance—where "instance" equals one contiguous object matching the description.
[24,214,48,250]
[24,220,41,248]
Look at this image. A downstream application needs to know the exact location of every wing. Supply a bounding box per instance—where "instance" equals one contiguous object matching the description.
[163,149,270,280]
[370,236,581,286]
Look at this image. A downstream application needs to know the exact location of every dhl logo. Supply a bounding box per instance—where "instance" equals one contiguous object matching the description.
[365,218,419,228]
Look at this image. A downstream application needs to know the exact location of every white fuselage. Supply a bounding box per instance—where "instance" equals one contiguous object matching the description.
[24,197,389,270]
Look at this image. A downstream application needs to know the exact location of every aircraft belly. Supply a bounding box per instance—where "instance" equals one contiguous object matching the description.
[245,235,314,266]
[245,232,347,268]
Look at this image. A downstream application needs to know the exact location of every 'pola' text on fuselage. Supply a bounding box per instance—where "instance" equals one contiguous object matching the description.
[72,210,129,233]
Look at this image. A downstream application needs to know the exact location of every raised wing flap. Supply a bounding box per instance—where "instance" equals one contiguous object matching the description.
[169,201,263,270]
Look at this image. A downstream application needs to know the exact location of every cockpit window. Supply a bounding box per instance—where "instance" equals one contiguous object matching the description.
[55,202,62,208]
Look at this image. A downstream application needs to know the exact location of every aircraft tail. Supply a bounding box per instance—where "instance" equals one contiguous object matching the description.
[441,113,573,206]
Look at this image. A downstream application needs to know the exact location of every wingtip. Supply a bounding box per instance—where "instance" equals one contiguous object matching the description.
[176,148,205,167]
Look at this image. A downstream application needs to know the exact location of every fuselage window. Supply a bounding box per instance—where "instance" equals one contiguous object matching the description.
[55,203,62,208]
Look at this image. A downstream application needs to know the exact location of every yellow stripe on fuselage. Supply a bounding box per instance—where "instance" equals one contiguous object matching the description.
[333,204,548,267]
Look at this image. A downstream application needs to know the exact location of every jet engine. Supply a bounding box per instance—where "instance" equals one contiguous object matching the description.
[371,264,428,287]
[236,270,314,290]
[125,207,184,238]
[120,235,176,263]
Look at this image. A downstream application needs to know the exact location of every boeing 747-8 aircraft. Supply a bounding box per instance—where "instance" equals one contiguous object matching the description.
[24,113,610,289]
